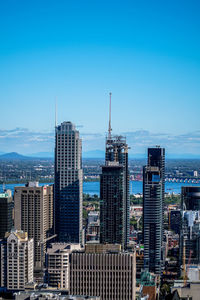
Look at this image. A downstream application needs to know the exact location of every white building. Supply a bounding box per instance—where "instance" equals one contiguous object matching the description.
[6,230,34,290]
[88,211,99,224]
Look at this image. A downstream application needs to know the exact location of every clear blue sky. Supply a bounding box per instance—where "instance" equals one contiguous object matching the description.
[0,0,200,155]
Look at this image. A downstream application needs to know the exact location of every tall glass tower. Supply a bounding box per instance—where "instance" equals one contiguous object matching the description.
[55,121,83,243]
[180,186,200,265]
[100,94,130,248]
[143,146,165,275]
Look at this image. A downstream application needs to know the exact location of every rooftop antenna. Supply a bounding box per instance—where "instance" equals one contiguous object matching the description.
[55,97,57,128]
[108,92,112,139]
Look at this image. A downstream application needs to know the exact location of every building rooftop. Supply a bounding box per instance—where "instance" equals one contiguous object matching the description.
[5,230,28,241]
[0,189,12,199]
[85,243,121,253]
[47,243,82,254]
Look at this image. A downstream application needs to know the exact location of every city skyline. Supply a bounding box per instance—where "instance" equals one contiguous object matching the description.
[0,127,200,158]
[1,2,200,298]
[0,1,200,157]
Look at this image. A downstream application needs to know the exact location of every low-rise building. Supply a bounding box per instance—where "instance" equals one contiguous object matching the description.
[14,292,101,300]
[171,281,200,300]
[45,243,81,290]
[86,211,100,242]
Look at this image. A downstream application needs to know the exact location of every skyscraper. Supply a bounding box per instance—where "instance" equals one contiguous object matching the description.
[55,121,83,244]
[143,147,165,275]
[100,94,130,248]
[0,190,13,239]
[14,182,53,270]
[180,186,200,265]
[182,186,200,211]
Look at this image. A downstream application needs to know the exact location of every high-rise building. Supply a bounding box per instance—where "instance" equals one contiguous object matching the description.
[69,245,136,300]
[180,186,200,265]
[1,230,34,290]
[45,243,81,290]
[55,122,83,244]
[100,163,125,245]
[143,147,165,275]
[14,182,53,270]
[0,190,13,239]
[100,94,130,248]
[0,239,7,288]
[182,186,200,211]
[169,210,181,234]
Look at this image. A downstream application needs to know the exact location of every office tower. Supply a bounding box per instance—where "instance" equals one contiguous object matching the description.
[0,190,13,239]
[69,245,136,300]
[143,147,165,275]
[45,243,81,290]
[182,186,200,210]
[5,230,33,290]
[55,121,83,244]
[100,163,125,244]
[100,94,130,248]
[180,186,200,265]
[14,182,53,270]
[169,210,181,234]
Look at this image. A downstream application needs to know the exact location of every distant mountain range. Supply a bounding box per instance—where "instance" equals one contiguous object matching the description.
[0,151,200,160]
[0,152,29,160]
[0,152,53,160]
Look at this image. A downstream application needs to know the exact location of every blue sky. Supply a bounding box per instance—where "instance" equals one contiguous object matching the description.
[0,0,200,155]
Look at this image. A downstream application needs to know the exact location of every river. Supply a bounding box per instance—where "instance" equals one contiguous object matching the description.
[0,181,199,196]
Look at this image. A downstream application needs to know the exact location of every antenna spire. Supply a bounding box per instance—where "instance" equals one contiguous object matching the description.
[55,97,57,128]
[108,92,112,139]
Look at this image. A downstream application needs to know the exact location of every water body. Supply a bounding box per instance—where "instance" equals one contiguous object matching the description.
[84,181,199,196]
[0,181,199,196]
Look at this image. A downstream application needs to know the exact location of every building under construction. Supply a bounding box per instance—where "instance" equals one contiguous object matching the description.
[100,93,130,248]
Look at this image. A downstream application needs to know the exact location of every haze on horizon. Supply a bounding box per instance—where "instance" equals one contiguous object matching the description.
[0,1,199,156]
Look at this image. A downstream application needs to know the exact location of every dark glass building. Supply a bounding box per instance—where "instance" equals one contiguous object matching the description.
[180,186,200,265]
[181,186,200,210]
[100,135,130,248]
[169,210,181,235]
[55,122,83,243]
[0,190,13,239]
[143,147,165,275]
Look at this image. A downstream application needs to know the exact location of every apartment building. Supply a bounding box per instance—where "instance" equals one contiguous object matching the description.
[14,182,53,270]
[3,230,34,290]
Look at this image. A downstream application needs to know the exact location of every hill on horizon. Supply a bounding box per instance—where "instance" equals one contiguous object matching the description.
[0,152,53,160]
[0,151,200,160]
